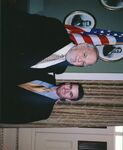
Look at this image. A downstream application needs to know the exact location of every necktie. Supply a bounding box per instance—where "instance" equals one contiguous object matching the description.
[18,82,52,93]
[41,54,64,63]
[31,54,65,68]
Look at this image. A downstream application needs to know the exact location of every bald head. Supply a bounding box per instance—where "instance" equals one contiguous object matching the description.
[66,43,98,67]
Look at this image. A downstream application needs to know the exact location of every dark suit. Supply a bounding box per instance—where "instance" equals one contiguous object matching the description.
[1,73,57,123]
[1,9,71,123]
[4,9,72,74]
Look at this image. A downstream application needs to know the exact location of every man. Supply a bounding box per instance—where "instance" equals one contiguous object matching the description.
[4,8,98,75]
[1,73,84,123]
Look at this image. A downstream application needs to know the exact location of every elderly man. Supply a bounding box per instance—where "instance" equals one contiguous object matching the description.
[4,8,98,75]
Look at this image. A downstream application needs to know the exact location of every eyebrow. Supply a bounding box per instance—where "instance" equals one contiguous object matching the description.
[83,51,88,59]
[70,91,73,98]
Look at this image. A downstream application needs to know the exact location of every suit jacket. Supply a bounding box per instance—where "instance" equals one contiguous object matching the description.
[2,9,71,123]
[4,9,72,74]
[1,73,57,123]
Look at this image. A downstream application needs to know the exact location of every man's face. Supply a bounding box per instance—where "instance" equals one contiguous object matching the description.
[66,43,97,67]
[56,83,79,100]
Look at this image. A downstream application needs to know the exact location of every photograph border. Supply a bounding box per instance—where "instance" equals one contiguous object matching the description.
[56,73,123,80]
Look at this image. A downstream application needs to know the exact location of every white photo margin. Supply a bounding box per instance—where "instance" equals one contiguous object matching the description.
[56,73,123,80]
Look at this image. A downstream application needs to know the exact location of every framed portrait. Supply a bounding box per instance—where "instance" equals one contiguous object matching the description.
[97,44,123,62]
[100,0,123,10]
[64,10,96,32]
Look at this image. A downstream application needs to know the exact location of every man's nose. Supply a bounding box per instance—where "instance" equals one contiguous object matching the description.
[77,55,84,62]
[77,58,84,66]
[65,89,70,94]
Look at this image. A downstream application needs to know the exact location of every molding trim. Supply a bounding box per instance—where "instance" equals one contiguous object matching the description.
[3,128,18,150]
[0,128,4,150]
[56,73,123,81]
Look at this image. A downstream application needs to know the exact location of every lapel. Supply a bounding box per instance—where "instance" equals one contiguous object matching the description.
[42,61,69,74]
[30,43,74,69]
[16,71,56,86]
[17,86,57,104]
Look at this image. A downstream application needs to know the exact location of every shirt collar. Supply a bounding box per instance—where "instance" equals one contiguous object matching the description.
[51,86,60,100]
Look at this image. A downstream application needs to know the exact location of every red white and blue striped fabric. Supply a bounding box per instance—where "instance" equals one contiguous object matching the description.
[65,25,123,45]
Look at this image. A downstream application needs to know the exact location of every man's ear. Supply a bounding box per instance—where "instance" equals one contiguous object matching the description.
[60,98,66,102]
